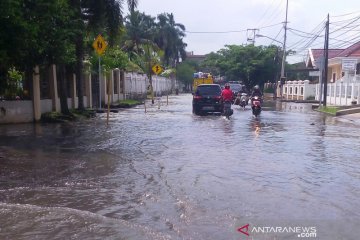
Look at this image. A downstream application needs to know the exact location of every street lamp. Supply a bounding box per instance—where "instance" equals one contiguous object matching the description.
[255,34,283,45]
[256,34,285,98]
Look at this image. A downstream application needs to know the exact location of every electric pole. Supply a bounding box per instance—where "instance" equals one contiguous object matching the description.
[280,0,288,98]
[322,14,330,107]
[247,29,259,45]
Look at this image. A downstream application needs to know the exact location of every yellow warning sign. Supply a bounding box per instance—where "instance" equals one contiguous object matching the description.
[92,34,107,55]
[152,64,163,75]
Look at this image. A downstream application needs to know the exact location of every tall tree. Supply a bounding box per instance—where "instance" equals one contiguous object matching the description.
[70,0,127,110]
[127,0,138,13]
[201,44,282,90]
[122,11,156,61]
[154,13,187,67]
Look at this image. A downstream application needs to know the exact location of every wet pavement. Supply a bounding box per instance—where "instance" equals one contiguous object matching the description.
[0,94,360,239]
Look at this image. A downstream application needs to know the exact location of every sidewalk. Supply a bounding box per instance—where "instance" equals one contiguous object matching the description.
[335,112,360,125]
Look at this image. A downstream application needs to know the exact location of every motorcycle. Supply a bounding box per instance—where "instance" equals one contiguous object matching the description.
[251,96,262,117]
[223,100,233,119]
[239,93,248,110]
[234,93,248,110]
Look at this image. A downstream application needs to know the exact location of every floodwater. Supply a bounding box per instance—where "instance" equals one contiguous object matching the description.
[0,94,359,240]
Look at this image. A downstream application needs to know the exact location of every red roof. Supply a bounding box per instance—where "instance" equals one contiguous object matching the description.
[336,41,360,57]
[310,41,360,61]
[311,49,343,60]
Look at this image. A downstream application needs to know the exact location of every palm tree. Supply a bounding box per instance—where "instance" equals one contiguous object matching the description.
[127,0,138,13]
[70,0,137,110]
[122,11,156,60]
[154,13,187,67]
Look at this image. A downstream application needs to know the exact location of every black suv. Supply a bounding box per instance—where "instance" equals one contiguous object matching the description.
[192,84,223,115]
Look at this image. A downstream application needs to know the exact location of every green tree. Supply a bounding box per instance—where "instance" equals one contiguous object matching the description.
[122,11,156,60]
[201,44,282,90]
[154,13,187,67]
[0,0,77,114]
[69,0,126,110]
[177,61,196,90]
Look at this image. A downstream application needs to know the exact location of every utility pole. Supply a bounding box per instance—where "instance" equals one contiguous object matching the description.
[322,14,330,107]
[280,0,289,98]
[247,29,259,45]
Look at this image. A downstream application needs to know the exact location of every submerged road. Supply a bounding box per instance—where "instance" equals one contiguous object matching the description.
[0,94,359,239]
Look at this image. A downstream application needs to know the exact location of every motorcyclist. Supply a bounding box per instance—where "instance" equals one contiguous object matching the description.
[251,85,263,98]
[221,83,234,118]
[221,83,234,102]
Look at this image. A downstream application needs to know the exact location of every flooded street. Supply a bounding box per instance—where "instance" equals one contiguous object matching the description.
[1,94,360,239]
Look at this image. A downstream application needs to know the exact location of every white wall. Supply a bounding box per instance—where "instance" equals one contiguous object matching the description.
[316,81,360,105]
[1,70,174,124]
[0,101,34,123]
[282,80,316,100]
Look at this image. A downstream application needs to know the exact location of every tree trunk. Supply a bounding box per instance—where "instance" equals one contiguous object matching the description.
[24,65,33,100]
[58,65,70,115]
[76,33,85,110]
[71,0,84,110]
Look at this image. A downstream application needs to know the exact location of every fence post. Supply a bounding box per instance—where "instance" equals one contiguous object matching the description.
[32,65,41,121]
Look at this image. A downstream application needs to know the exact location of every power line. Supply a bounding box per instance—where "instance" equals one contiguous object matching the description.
[330,15,360,34]
[332,11,360,18]
[254,0,278,27]
[256,0,284,29]
[288,28,324,39]
[269,27,283,45]
[185,30,247,34]
[185,22,283,34]
[330,34,360,49]
[287,23,325,51]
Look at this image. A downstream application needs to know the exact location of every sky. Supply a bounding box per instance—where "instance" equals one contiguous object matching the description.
[127,0,360,63]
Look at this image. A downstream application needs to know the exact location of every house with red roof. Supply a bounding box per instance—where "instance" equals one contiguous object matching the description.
[306,41,360,83]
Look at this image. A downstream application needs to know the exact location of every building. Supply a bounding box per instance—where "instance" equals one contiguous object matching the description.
[185,52,206,64]
[305,42,360,83]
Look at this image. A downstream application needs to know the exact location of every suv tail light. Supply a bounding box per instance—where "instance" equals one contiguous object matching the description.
[213,96,221,100]
[194,95,202,100]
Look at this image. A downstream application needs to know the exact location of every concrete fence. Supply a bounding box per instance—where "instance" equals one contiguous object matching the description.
[0,65,173,124]
[276,76,360,106]
[315,81,360,105]
[280,80,316,101]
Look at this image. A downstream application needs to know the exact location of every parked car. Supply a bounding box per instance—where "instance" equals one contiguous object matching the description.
[192,84,223,115]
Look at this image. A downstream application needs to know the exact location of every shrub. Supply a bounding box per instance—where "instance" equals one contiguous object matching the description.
[264,87,275,93]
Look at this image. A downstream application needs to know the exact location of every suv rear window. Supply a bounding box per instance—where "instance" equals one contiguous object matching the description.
[196,85,221,95]
[229,84,242,92]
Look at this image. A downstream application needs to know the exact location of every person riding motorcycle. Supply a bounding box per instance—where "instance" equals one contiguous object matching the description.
[251,85,263,98]
[221,83,234,118]
[221,83,234,102]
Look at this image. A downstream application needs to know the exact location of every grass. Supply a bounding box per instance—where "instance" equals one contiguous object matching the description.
[117,99,141,105]
[41,109,95,123]
[317,106,339,115]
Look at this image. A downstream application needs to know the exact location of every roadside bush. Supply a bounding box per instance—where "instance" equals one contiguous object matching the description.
[264,87,275,93]
[306,96,315,100]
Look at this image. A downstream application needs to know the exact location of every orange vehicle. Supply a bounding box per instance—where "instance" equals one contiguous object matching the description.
[192,72,214,92]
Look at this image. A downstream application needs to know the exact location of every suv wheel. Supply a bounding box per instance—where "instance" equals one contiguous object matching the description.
[192,105,201,115]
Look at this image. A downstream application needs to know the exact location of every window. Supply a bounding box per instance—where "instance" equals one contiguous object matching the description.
[196,85,221,95]
[331,72,336,83]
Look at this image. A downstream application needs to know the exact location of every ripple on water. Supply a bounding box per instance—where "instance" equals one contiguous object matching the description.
[0,203,173,240]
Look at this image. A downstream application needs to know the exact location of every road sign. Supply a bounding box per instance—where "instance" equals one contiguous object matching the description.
[342,59,358,71]
[92,34,107,55]
[152,64,163,75]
